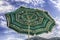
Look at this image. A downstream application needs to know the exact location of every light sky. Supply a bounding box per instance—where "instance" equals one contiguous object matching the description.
[0,0,60,40]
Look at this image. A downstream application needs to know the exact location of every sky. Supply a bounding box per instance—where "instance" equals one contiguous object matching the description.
[0,0,60,40]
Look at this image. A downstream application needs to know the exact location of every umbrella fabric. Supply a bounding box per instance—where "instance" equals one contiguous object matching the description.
[5,6,55,35]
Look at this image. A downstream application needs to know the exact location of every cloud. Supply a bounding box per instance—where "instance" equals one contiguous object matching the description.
[0,0,15,13]
[3,29,32,40]
[53,17,60,37]
[0,27,28,40]
[15,0,32,3]
[0,20,7,28]
[0,34,24,40]
[0,20,7,27]
[0,15,7,28]
[6,36,22,40]
[50,0,60,10]
[0,16,5,20]
[0,0,45,14]
[15,0,45,6]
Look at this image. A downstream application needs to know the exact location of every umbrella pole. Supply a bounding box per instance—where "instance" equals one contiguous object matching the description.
[34,33,36,36]
[28,25,30,40]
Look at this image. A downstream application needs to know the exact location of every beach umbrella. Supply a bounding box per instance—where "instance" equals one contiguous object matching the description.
[5,6,55,40]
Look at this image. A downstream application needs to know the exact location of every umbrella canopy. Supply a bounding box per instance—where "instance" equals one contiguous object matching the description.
[5,6,55,35]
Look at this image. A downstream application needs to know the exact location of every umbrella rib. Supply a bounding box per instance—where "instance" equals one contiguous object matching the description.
[27,14,31,40]
[28,25,30,40]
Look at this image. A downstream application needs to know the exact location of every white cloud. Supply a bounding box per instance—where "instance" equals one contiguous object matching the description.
[15,0,45,6]
[0,20,7,28]
[15,0,32,3]
[50,0,60,10]
[0,28,27,40]
[0,0,45,13]
[0,5,14,13]
[2,34,24,40]
[0,15,7,28]
[4,30,32,40]
[0,0,9,5]
[4,29,15,34]
[54,17,60,26]
[0,16,5,20]
[6,37,21,40]
[0,1,15,13]
[0,1,5,5]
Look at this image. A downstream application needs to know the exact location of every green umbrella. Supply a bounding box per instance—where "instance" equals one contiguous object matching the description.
[5,6,55,39]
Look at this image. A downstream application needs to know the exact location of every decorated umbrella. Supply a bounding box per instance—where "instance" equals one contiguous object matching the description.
[5,6,55,40]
